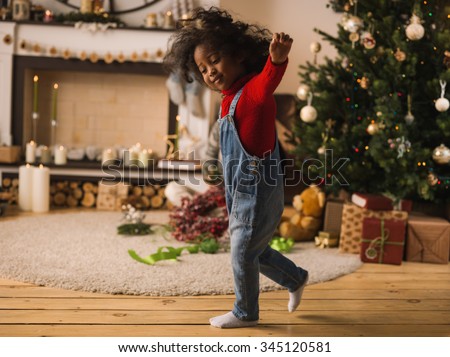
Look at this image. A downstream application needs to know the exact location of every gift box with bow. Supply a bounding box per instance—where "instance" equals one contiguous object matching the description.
[360,218,406,265]
[339,203,408,254]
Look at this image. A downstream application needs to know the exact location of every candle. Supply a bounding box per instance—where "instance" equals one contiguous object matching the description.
[54,145,67,165]
[163,11,175,29]
[32,164,50,213]
[33,75,38,113]
[139,149,150,168]
[18,164,33,211]
[146,13,157,27]
[26,140,36,163]
[102,148,116,166]
[80,0,93,13]
[51,83,58,120]
[40,146,51,164]
[174,115,180,152]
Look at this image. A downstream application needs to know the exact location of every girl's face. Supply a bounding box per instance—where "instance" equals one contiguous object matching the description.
[194,44,246,91]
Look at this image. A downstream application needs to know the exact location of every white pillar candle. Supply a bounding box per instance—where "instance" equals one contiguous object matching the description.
[101,148,116,165]
[26,140,36,163]
[18,164,33,211]
[139,149,150,168]
[54,145,67,165]
[32,164,50,213]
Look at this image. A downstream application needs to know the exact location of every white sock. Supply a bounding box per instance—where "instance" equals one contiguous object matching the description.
[209,311,258,329]
[288,273,309,313]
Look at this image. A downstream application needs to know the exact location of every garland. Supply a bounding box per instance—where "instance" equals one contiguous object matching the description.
[169,186,228,242]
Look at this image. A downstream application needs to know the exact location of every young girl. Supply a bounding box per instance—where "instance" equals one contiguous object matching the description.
[164,7,309,328]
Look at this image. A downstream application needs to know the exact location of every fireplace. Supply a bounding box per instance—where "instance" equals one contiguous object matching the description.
[13,55,177,156]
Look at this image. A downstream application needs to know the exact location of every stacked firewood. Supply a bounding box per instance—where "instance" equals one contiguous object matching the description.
[1,177,18,205]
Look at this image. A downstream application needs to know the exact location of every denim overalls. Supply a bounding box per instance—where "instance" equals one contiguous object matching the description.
[219,87,308,321]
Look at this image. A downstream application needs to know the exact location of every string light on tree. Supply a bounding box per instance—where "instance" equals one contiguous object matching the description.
[406,14,425,41]
[435,80,449,112]
[300,92,318,123]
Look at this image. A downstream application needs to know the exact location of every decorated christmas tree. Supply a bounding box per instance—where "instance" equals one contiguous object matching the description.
[291,0,450,203]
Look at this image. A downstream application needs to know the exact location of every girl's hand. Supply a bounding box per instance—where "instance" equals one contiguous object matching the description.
[270,32,293,65]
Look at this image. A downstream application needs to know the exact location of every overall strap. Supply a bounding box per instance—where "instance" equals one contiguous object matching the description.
[228,87,244,117]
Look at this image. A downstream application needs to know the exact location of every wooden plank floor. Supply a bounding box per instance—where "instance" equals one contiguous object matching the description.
[0,262,449,337]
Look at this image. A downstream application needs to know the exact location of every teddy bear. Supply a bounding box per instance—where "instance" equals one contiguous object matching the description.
[279,185,326,241]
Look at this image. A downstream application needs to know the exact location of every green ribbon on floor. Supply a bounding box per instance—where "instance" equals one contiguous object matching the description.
[269,237,295,253]
[128,245,199,266]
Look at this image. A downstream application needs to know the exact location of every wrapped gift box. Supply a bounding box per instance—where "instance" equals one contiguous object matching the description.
[361,218,406,265]
[406,215,450,264]
[339,203,408,254]
[0,146,21,163]
[323,200,344,234]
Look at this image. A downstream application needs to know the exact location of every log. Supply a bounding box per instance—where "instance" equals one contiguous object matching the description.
[2,177,11,188]
[66,195,79,208]
[157,187,166,197]
[11,178,19,188]
[72,187,83,200]
[81,192,96,208]
[150,195,164,209]
[132,186,143,197]
[140,195,151,209]
[53,192,67,206]
[143,186,156,197]
[82,182,95,193]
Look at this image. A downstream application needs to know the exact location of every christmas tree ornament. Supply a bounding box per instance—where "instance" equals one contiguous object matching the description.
[343,15,363,33]
[361,31,376,49]
[444,51,450,69]
[367,121,379,135]
[310,42,321,64]
[296,84,310,101]
[427,172,438,186]
[406,14,425,41]
[394,48,406,62]
[435,80,449,112]
[317,146,326,155]
[349,32,360,48]
[404,94,415,125]
[360,76,370,90]
[432,144,450,165]
[300,93,318,123]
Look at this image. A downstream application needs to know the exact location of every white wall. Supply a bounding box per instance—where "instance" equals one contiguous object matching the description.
[220,0,339,93]
[30,0,339,94]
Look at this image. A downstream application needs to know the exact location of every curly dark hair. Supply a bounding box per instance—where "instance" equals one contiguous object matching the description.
[163,7,272,83]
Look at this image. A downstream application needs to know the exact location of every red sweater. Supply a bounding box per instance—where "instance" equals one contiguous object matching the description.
[221,56,288,158]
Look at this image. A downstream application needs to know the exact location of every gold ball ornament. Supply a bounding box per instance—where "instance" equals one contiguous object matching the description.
[300,105,318,123]
[432,144,450,165]
[349,32,359,43]
[394,48,406,62]
[367,122,379,135]
[427,172,438,186]
[361,32,376,49]
[343,15,364,33]
[435,97,449,112]
[310,42,321,54]
[406,15,425,41]
[296,84,310,101]
[404,111,415,125]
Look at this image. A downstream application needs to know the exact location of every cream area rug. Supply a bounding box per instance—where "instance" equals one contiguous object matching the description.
[0,211,362,296]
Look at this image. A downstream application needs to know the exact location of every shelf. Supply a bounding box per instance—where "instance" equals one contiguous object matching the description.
[0,19,174,32]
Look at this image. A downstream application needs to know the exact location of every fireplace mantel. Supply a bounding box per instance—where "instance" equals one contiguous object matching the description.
[0,20,215,154]
[0,21,174,145]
